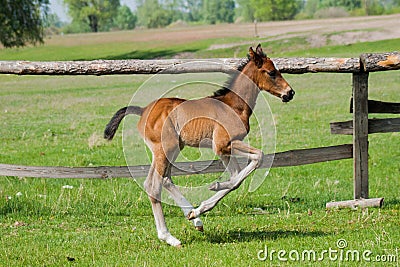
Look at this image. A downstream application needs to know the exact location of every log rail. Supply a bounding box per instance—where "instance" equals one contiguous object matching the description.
[0,144,352,179]
[0,57,362,75]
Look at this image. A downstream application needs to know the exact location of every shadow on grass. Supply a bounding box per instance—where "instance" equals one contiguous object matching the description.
[382,198,400,208]
[205,229,328,244]
[0,199,52,217]
[103,48,199,60]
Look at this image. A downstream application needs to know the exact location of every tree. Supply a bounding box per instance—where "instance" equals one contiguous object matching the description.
[136,0,160,27]
[319,0,362,10]
[236,0,256,22]
[114,5,137,30]
[44,13,65,28]
[183,0,203,21]
[217,0,235,23]
[202,0,217,23]
[203,0,235,24]
[162,0,184,22]
[64,0,120,32]
[147,9,173,28]
[136,0,176,28]
[251,0,302,21]
[363,0,385,15]
[296,0,319,19]
[0,0,49,48]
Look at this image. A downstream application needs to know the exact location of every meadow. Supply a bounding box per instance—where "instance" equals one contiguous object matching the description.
[0,21,399,266]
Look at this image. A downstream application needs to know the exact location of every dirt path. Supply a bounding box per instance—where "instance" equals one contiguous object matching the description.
[207,14,400,49]
[47,14,400,48]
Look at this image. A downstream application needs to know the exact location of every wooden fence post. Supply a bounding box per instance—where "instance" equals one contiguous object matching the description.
[352,71,369,199]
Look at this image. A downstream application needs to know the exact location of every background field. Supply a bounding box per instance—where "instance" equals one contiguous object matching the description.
[0,15,399,266]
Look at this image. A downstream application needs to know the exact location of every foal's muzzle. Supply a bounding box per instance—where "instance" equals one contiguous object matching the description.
[282,89,295,102]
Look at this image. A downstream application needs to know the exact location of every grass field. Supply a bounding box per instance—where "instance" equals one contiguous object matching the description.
[0,20,399,266]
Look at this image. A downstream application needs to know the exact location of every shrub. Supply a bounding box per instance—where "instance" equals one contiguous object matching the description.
[314,7,349,19]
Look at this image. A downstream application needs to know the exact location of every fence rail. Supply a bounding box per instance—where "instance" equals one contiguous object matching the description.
[0,144,352,179]
[0,57,362,75]
[0,52,398,75]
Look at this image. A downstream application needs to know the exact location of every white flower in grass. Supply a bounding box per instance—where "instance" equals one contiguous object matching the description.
[16,192,23,197]
[62,185,74,189]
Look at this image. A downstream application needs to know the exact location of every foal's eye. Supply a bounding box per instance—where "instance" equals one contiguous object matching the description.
[267,70,277,78]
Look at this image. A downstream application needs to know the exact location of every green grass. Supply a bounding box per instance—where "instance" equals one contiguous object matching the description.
[0,40,204,61]
[197,37,400,58]
[285,38,400,57]
[0,34,252,61]
[0,30,399,266]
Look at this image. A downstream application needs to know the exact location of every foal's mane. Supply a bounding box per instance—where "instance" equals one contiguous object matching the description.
[211,58,250,97]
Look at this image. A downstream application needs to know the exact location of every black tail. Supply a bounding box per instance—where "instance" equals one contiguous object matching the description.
[104,106,143,140]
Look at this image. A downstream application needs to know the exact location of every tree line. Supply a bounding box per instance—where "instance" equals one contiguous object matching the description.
[1,0,400,48]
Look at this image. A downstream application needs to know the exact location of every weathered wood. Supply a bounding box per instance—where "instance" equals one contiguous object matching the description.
[331,118,400,135]
[266,143,353,168]
[352,72,369,199]
[0,59,245,75]
[273,57,360,74]
[6,53,400,74]
[0,144,352,179]
[350,98,400,114]
[0,57,360,75]
[361,52,400,72]
[326,198,384,209]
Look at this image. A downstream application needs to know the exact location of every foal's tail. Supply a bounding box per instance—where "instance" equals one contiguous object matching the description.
[104,106,143,140]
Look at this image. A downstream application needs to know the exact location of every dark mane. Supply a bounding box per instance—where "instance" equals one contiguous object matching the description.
[212,58,250,97]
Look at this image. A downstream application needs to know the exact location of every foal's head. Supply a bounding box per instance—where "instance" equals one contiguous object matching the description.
[247,44,295,102]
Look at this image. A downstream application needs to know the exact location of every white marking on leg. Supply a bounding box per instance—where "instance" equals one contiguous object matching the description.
[162,177,204,230]
[145,165,182,247]
[209,155,241,191]
[189,140,263,219]
[189,159,259,219]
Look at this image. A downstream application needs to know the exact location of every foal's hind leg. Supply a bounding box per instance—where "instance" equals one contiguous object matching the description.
[161,155,203,231]
[187,140,263,220]
[158,142,204,231]
[209,155,241,191]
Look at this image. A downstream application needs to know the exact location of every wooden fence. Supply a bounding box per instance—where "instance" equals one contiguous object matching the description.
[1,52,399,208]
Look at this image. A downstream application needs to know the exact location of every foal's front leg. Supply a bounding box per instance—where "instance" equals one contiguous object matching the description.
[187,140,263,220]
[162,176,204,231]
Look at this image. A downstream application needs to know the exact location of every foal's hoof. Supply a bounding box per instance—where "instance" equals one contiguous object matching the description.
[209,181,231,191]
[208,182,220,191]
[195,225,204,232]
[160,233,182,247]
[187,210,196,220]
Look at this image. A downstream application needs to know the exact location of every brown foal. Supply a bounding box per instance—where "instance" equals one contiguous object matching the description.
[104,44,294,246]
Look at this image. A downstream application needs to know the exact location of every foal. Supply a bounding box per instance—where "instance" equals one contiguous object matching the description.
[104,44,294,247]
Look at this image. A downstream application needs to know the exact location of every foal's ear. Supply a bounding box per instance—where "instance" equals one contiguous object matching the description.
[256,44,267,58]
[249,46,263,68]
